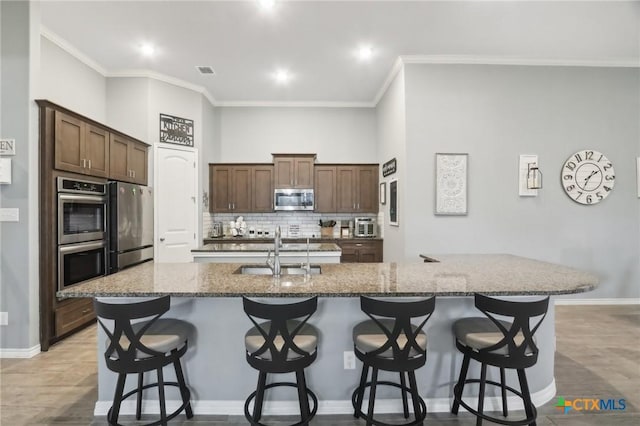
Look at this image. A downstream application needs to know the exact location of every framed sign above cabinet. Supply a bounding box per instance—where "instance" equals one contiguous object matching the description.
[160,113,194,147]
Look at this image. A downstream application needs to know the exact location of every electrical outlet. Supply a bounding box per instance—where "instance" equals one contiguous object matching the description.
[0,312,8,326]
[343,351,356,369]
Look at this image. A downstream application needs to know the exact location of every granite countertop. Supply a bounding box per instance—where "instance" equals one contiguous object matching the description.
[203,237,383,243]
[57,254,598,298]
[192,242,341,253]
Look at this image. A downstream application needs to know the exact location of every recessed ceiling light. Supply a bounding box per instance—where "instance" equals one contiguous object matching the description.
[357,45,374,61]
[258,0,276,11]
[140,43,155,57]
[274,69,290,84]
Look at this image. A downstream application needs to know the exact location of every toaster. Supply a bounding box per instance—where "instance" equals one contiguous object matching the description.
[354,217,376,238]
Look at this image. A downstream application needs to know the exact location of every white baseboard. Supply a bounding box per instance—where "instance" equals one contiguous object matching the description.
[0,344,41,358]
[555,298,640,306]
[94,380,555,416]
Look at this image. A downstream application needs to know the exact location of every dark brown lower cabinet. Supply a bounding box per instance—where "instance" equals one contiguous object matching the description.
[55,298,95,337]
[337,240,383,263]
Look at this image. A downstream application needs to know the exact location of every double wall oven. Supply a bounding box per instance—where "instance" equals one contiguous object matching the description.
[57,177,107,291]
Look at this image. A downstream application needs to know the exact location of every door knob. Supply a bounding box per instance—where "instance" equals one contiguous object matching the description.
[160,237,165,242]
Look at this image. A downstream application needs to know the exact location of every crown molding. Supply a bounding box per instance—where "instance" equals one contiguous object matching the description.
[399,54,640,68]
[40,27,639,110]
[372,56,405,106]
[41,26,108,75]
[215,100,374,108]
[40,27,217,108]
[106,69,217,107]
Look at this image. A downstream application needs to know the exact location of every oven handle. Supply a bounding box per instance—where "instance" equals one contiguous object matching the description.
[58,193,106,204]
[59,240,106,254]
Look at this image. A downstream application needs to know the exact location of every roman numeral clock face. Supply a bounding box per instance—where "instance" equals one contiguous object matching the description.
[562,150,615,205]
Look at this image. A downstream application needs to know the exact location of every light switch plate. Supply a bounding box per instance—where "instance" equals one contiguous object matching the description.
[0,158,11,184]
[0,208,19,222]
[519,155,538,196]
[0,312,7,326]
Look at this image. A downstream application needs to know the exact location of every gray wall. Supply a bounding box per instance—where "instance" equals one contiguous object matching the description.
[376,71,406,261]
[214,107,377,163]
[106,77,149,141]
[39,35,106,122]
[403,64,640,298]
[0,0,40,350]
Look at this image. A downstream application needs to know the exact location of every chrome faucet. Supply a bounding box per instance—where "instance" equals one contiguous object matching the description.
[266,225,282,277]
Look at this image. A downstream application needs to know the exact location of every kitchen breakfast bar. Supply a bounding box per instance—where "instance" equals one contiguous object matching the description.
[58,254,597,418]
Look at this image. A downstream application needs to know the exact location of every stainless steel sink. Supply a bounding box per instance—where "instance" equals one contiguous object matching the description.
[234,264,322,275]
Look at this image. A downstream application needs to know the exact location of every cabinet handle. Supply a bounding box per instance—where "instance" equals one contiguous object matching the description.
[356,243,363,247]
[82,159,86,168]
[88,159,91,169]
[81,309,90,314]
[132,170,136,178]
[228,203,231,210]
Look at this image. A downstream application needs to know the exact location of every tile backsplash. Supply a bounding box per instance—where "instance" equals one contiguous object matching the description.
[203,212,377,238]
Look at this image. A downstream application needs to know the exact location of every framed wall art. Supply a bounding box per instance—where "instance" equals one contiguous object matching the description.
[389,179,398,226]
[160,113,194,147]
[435,153,468,215]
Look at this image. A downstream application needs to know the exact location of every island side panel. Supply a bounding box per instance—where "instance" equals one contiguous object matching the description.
[96,297,555,413]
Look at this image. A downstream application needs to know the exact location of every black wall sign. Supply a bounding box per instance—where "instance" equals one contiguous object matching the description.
[382,158,397,177]
[160,113,194,147]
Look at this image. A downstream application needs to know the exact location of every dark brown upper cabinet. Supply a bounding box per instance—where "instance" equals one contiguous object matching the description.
[252,165,274,212]
[273,154,316,189]
[314,165,337,213]
[209,164,253,213]
[336,165,379,213]
[54,111,109,178]
[109,133,148,185]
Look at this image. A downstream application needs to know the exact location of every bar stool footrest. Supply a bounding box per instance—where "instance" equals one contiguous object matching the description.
[244,381,318,426]
[107,381,192,426]
[351,380,427,426]
[452,378,537,426]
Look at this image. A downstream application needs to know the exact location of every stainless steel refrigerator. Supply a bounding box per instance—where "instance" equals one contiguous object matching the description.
[108,181,154,273]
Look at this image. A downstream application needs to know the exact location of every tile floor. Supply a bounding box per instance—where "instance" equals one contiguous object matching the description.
[1,305,638,425]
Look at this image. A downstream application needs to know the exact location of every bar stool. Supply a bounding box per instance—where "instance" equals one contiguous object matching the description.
[94,296,194,426]
[451,293,550,426]
[242,296,319,426]
[351,296,436,426]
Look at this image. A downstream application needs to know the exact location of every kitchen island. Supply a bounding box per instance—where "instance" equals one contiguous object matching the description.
[58,255,597,418]
[191,242,342,264]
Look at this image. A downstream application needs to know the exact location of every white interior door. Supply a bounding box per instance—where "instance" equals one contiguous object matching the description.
[155,145,198,262]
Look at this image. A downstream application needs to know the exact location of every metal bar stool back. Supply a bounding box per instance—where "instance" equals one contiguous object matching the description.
[242,296,319,426]
[95,296,194,426]
[451,293,550,426]
[352,296,436,426]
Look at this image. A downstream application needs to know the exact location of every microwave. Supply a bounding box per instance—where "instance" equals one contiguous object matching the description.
[274,188,314,211]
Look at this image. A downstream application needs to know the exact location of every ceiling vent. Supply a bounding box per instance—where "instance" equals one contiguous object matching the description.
[196,66,216,75]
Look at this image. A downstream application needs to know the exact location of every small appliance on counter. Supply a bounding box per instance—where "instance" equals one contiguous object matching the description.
[354,217,377,238]
[210,221,224,238]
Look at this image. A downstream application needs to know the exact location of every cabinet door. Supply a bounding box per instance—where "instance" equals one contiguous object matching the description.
[336,166,356,212]
[339,243,359,263]
[252,166,274,212]
[129,141,148,185]
[294,157,314,188]
[356,165,379,213]
[314,166,336,212]
[210,166,232,212]
[54,111,86,174]
[109,133,131,182]
[274,157,294,188]
[232,167,252,212]
[84,124,109,178]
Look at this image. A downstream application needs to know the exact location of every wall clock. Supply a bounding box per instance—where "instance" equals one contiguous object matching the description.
[561,149,615,205]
